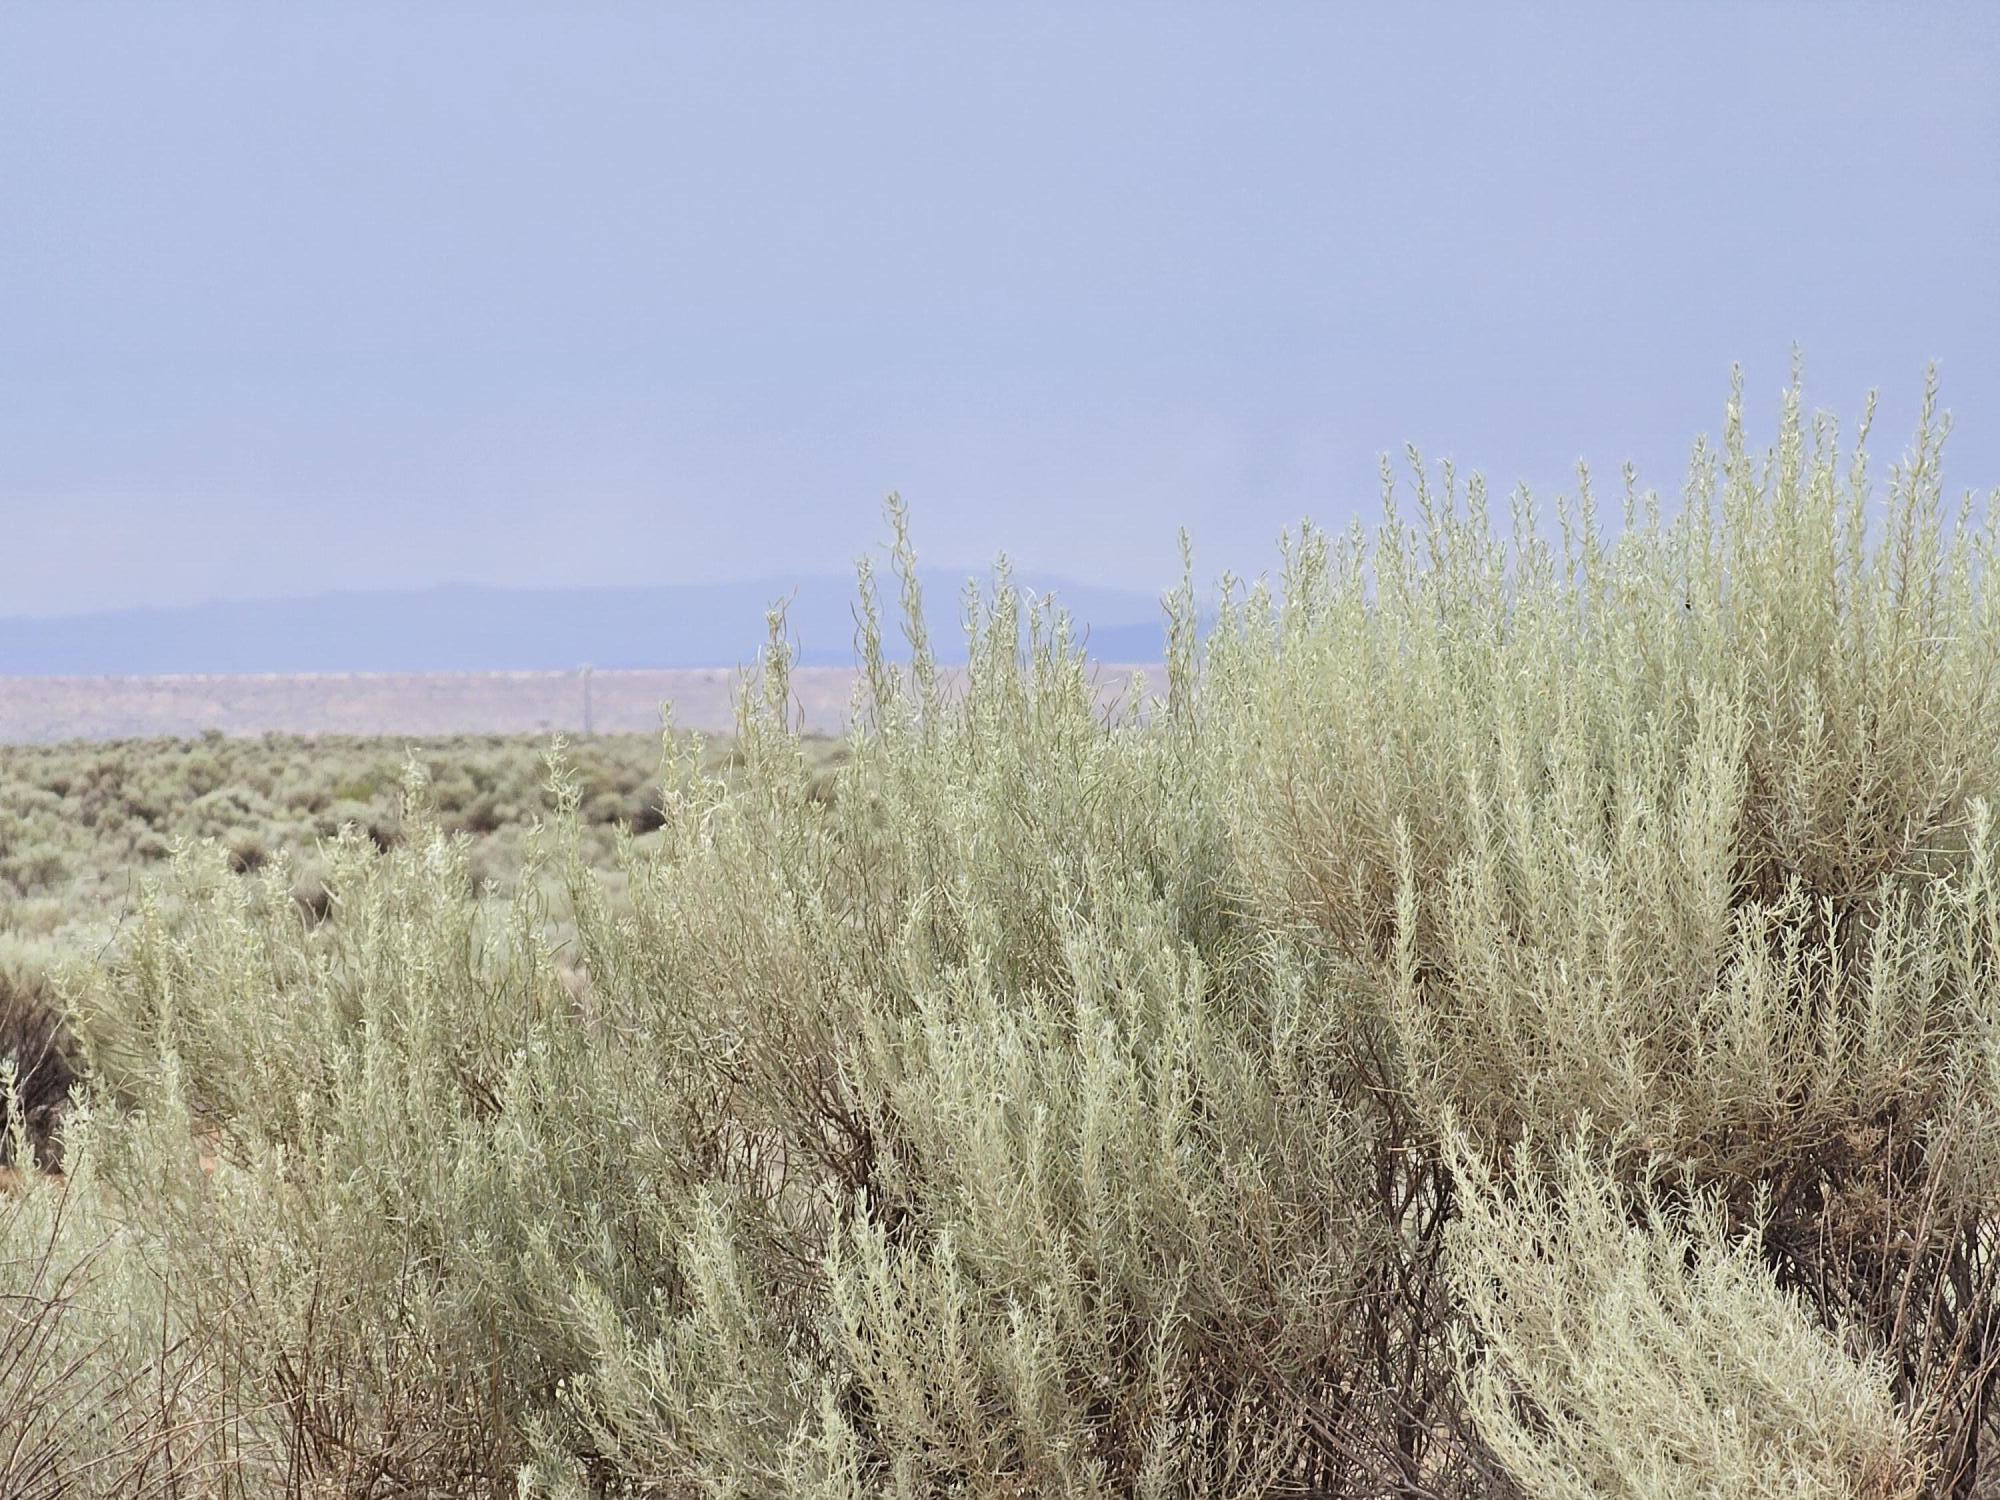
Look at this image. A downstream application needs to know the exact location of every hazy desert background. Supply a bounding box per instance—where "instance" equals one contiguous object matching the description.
[0,661,1159,741]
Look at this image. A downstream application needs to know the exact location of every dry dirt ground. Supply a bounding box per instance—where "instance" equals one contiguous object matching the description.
[0,664,1160,742]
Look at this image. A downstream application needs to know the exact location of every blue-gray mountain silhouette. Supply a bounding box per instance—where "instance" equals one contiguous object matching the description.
[0,573,1181,676]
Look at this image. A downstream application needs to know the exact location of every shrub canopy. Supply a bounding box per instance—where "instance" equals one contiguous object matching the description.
[7,373,1999,1497]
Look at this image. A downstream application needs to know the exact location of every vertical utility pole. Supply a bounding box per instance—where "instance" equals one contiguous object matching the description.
[581,663,594,737]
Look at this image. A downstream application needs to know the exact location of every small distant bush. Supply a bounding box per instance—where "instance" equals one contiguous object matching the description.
[223,827,269,873]
[290,869,335,925]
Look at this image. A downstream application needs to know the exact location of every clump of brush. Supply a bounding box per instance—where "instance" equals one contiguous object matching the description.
[0,966,77,1170]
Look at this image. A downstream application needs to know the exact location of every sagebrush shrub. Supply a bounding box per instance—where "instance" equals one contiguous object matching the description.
[26,369,2000,1496]
[0,1114,239,1498]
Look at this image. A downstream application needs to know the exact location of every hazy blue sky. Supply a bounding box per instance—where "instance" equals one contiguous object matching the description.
[3,3,1996,618]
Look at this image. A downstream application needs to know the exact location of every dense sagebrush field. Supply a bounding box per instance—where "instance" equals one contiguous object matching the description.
[0,730,846,980]
[6,382,2000,1497]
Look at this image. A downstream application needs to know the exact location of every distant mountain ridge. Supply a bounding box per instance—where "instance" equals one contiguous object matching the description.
[0,573,1177,677]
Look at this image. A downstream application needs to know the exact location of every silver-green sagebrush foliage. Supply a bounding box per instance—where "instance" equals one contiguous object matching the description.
[8,371,2000,1495]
